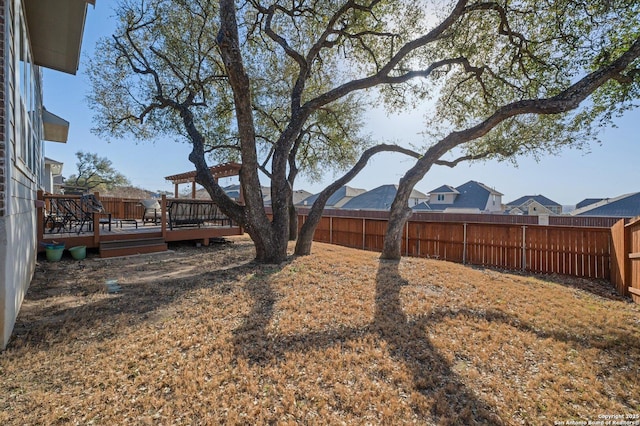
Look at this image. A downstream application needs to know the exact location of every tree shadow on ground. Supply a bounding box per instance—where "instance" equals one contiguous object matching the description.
[14,244,638,420]
[9,259,260,351]
[233,259,503,424]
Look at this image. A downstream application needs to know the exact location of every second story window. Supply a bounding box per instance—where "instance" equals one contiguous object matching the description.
[13,3,43,182]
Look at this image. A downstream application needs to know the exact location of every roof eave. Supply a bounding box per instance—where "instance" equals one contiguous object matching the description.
[42,109,70,142]
[25,0,95,75]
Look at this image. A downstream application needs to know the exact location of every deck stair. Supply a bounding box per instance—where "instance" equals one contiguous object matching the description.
[99,236,168,258]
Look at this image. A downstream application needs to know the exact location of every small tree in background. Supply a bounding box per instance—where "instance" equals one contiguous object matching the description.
[65,151,130,193]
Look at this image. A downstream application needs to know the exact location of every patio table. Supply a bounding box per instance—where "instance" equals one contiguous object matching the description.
[99,214,112,231]
[115,219,138,229]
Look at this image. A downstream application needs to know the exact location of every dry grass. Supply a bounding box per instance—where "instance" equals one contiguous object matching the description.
[1,235,639,425]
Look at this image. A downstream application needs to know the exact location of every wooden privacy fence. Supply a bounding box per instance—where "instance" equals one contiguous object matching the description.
[610,217,640,303]
[294,207,623,228]
[99,197,146,220]
[304,214,611,280]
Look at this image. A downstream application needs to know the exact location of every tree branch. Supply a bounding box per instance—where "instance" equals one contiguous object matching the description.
[386,35,640,256]
[434,152,495,167]
[302,0,470,112]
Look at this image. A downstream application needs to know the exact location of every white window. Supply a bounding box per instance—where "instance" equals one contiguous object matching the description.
[437,194,445,201]
[13,4,43,182]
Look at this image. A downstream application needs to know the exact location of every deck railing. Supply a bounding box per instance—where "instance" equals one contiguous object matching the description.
[38,192,239,249]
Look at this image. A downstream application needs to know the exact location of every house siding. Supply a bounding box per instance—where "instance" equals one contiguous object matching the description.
[1,0,39,349]
[483,193,503,212]
[0,0,10,349]
[0,0,5,218]
[428,193,457,205]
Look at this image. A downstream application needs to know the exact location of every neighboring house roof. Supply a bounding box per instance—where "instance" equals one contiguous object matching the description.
[44,157,64,175]
[44,157,63,166]
[505,207,525,215]
[299,185,367,207]
[472,181,504,196]
[428,185,459,195]
[423,180,502,211]
[575,198,605,210]
[571,193,640,217]
[505,194,562,216]
[523,200,557,215]
[412,201,433,211]
[261,188,311,206]
[193,186,239,200]
[261,187,272,205]
[223,184,241,200]
[293,190,313,205]
[506,194,561,209]
[342,185,427,210]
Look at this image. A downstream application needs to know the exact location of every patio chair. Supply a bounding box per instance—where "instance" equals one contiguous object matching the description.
[140,199,162,225]
[166,200,233,229]
[47,195,95,234]
[81,194,112,231]
[43,205,66,233]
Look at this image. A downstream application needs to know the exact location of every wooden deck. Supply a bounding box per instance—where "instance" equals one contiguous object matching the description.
[38,193,243,258]
[40,220,243,257]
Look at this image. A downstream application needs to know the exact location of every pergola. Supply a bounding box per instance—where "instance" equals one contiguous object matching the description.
[164,162,242,200]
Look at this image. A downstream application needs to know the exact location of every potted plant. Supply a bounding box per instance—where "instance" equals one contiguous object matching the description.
[68,246,87,260]
[42,242,65,262]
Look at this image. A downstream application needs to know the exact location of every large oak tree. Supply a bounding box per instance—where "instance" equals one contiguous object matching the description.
[90,0,640,263]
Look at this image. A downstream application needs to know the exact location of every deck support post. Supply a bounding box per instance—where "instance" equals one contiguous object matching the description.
[161,195,168,240]
[93,192,101,246]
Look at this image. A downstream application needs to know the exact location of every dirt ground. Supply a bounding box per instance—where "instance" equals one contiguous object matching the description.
[1,235,639,425]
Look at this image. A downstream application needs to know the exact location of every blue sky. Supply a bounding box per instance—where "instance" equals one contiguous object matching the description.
[42,3,639,206]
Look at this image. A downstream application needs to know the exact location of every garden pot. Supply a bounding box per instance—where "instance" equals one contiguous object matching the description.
[45,245,65,262]
[69,246,87,260]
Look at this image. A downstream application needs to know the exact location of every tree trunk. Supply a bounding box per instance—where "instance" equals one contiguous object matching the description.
[295,189,327,256]
[244,219,289,264]
[289,202,298,241]
[295,216,315,255]
[381,154,440,260]
[380,203,413,260]
[218,0,289,263]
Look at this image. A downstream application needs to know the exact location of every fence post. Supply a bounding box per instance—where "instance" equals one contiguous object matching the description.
[625,223,632,298]
[522,225,527,271]
[406,221,409,256]
[363,218,366,250]
[463,223,467,265]
[329,216,333,244]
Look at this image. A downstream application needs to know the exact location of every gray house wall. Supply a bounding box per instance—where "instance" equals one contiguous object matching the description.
[1,0,39,349]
